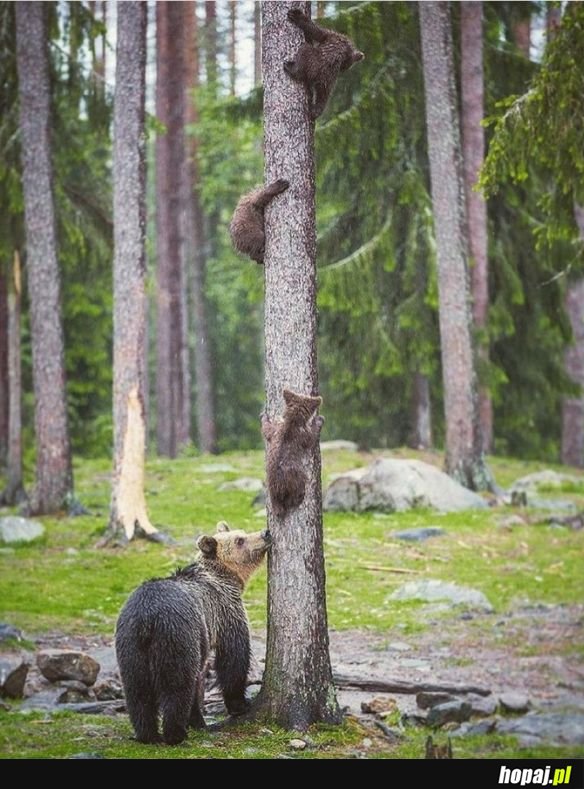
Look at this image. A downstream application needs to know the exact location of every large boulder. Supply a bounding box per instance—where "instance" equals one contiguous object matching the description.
[36,650,100,686]
[0,517,44,544]
[510,469,582,494]
[324,458,486,513]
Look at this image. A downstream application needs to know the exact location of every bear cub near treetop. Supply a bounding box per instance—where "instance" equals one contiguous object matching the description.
[230,179,289,264]
[262,389,324,517]
[284,8,364,119]
[115,522,271,745]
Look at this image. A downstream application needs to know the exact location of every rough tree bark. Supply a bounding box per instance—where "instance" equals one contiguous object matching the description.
[420,2,492,491]
[254,2,261,86]
[229,1,236,96]
[155,2,190,457]
[106,2,161,543]
[184,2,217,454]
[205,1,218,88]
[0,270,7,466]
[561,206,584,468]
[513,16,530,58]
[254,1,340,730]
[1,252,24,505]
[461,1,492,453]
[15,2,74,514]
[409,372,432,450]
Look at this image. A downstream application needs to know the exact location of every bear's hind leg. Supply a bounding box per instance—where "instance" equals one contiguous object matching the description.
[161,692,192,745]
[189,670,207,730]
[125,686,160,744]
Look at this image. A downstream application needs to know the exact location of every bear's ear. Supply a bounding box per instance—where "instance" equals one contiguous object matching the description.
[352,50,365,63]
[197,535,218,557]
[282,388,297,407]
[216,521,230,533]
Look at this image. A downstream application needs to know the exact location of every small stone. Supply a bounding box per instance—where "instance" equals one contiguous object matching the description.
[254,508,267,518]
[499,692,530,714]
[69,753,105,759]
[451,719,497,737]
[320,440,358,452]
[416,691,456,710]
[37,650,100,686]
[288,738,306,750]
[361,737,373,748]
[93,678,124,701]
[66,548,79,556]
[260,727,274,736]
[467,694,498,718]
[374,721,404,742]
[496,515,526,530]
[387,641,411,652]
[360,696,397,715]
[0,516,45,544]
[427,700,472,727]
[394,527,445,542]
[218,477,263,493]
[0,624,22,644]
[390,579,493,612]
[58,684,95,704]
[0,657,29,699]
[199,463,236,473]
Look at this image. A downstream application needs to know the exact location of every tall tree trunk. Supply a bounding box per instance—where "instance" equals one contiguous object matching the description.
[107,1,161,544]
[317,2,326,19]
[409,371,432,450]
[15,2,74,514]
[1,252,25,505]
[0,269,8,467]
[561,206,584,467]
[546,4,561,39]
[205,1,218,89]
[253,2,261,86]
[229,1,236,96]
[254,1,340,730]
[419,2,492,491]
[513,18,530,58]
[184,1,217,454]
[461,1,492,453]
[155,2,190,457]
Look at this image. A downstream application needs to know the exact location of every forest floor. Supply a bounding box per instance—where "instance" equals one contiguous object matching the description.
[1,447,583,759]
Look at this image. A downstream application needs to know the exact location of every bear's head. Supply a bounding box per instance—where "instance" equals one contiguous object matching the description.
[282,388,322,424]
[340,38,365,72]
[197,522,271,586]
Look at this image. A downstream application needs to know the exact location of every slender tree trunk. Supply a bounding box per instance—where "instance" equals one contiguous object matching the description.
[1,252,25,505]
[253,2,261,86]
[15,2,74,514]
[409,372,432,450]
[184,1,217,454]
[513,18,530,58]
[155,2,190,457]
[419,2,492,491]
[461,1,492,453]
[254,1,340,730]
[229,1,236,96]
[205,1,218,88]
[107,1,161,544]
[561,206,584,467]
[546,4,561,39]
[0,269,8,467]
[317,2,326,19]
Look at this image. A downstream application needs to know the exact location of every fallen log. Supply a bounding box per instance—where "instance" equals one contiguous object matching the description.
[333,673,491,697]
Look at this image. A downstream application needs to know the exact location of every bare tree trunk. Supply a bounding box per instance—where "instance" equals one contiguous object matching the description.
[254,1,340,730]
[15,2,74,514]
[461,1,492,453]
[1,252,25,505]
[184,1,217,454]
[561,206,584,468]
[205,1,218,88]
[107,2,161,544]
[0,269,8,467]
[317,2,326,19]
[546,4,561,39]
[155,2,190,457]
[419,2,492,491]
[409,372,432,450]
[253,2,261,86]
[513,18,530,58]
[229,1,236,96]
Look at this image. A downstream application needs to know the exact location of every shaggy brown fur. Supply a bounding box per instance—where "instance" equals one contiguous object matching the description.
[261,389,324,518]
[284,8,364,119]
[425,736,453,759]
[115,522,270,745]
[230,179,289,264]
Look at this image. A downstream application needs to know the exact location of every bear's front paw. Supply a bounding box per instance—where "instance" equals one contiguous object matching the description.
[274,178,290,193]
[314,415,325,429]
[287,8,305,23]
[227,698,250,717]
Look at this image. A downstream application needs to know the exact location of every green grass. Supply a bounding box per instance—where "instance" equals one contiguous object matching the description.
[1,447,583,759]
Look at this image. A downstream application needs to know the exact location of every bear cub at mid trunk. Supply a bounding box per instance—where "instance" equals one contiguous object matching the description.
[230,179,289,264]
[115,523,271,745]
[262,389,324,517]
[284,8,364,119]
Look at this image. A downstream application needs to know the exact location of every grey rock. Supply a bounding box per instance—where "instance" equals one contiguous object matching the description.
[391,579,493,612]
[0,623,22,644]
[324,459,486,513]
[320,440,358,452]
[374,721,404,742]
[395,527,445,542]
[510,470,582,494]
[59,700,126,715]
[254,508,267,518]
[198,463,236,473]
[37,650,100,686]
[93,678,124,701]
[58,682,95,704]
[218,477,263,493]
[451,719,497,737]
[0,516,44,544]
[252,487,266,508]
[69,753,106,759]
[0,656,29,698]
[416,691,457,710]
[499,692,530,714]
[20,687,62,710]
[527,498,576,513]
[387,641,411,653]
[427,700,472,727]
[467,693,498,718]
[497,713,584,746]
[288,738,307,750]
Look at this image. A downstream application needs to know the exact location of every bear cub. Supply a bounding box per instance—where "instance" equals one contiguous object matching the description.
[230,179,289,264]
[115,522,271,745]
[262,388,324,517]
[284,8,364,119]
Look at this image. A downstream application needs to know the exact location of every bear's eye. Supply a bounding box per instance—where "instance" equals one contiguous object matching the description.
[236,537,245,547]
